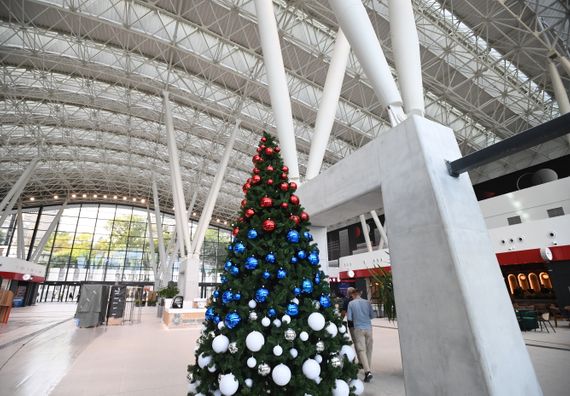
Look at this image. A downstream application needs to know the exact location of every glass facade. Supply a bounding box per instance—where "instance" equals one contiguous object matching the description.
[0,203,232,298]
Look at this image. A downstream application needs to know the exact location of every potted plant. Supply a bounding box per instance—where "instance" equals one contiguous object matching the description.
[371,266,396,322]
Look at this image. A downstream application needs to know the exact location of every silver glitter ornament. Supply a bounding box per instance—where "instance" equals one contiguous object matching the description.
[249,311,258,321]
[312,300,321,309]
[315,340,325,352]
[330,356,342,368]
[284,328,296,341]
[228,342,238,354]
[258,363,271,376]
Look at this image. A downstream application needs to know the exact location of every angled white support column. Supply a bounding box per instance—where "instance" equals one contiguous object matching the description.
[306,29,350,180]
[388,0,424,116]
[187,191,198,224]
[328,0,405,126]
[548,61,570,145]
[146,205,158,288]
[186,121,240,302]
[370,210,388,249]
[560,56,570,77]
[16,202,24,260]
[253,0,300,182]
[31,200,67,262]
[0,159,38,215]
[151,179,168,287]
[359,214,373,252]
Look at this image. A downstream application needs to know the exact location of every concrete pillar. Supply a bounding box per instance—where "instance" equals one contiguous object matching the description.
[306,29,350,180]
[379,116,541,395]
[253,0,300,182]
[309,225,329,276]
[16,202,24,259]
[152,179,168,288]
[370,210,388,249]
[31,200,67,262]
[359,214,373,252]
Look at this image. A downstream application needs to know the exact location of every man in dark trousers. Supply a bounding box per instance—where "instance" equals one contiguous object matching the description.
[347,287,375,382]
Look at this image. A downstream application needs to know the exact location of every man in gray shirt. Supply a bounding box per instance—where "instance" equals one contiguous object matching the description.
[347,288,374,382]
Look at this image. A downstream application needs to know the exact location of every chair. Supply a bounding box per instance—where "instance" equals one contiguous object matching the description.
[515,309,539,331]
[537,312,556,333]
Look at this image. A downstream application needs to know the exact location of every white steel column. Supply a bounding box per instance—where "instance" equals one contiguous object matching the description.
[388,0,425,116]
[31,200,67,262]
[548,61,570,145]
[0,159,38,215]
[152,179,168,288]
[146,205,158,288]
[306,29,350,180]
[560,56,570,77]
[16,202,24,259]
[328,0,405,126]
[253,0,300,182]
[359,214,373,252]
[370,210,388,249]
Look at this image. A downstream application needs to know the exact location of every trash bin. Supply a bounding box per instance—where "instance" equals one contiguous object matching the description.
[157,297,165,318]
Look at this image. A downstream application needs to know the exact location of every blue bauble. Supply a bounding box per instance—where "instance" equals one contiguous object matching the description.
[224,260,233,271]
[213,315,221,324]
[277,268,287,279]
[302,279,313,294]
[222,290,234,304]
[297,250,307,259]
[286,303,299,316]
[308,253,319,265]
[221,275,228,284]
[205,307,215,321]
[234,242,246,254]
[290,257,298,264]
[233,292,241,301]
[230,266,240,276]
[268,308,277,317]
[303,231,313,241]
[255,287,269,303]
[227,244,233,251]
[287,230,300,243]
[245,256,259,270]
[262,270,271,280]
[319,294,332,308]
[293,287,301,296]
[314,273,321,284]
[213,289,220,298]
[247,229,258,239]
[265,252,276,263]
[224,312,241,329]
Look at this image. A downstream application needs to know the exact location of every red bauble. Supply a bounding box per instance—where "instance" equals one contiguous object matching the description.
[290,195,300,205]
[256,146,263,153]
[253,168,260,174]
[242,182,251,193]
[238,216,244,222]
[267,179,274,185]
[260,197,273,208]
[264,147,274,156]
[282,166,289,173]
[251,175,261,184]
[261,136,267,143]
[279,182,289,192]
[280,173,288,180]
[289,215,300,225]
[280,202,289,209]
[252,155,262,163]
[275,146,281,152]
[262,219,276,232]
[289,182,298,191]
[300,211,310,222]
[232,227,239,237]
[245,208,255,218]
[266,165,274,171]
[241,199,247,208]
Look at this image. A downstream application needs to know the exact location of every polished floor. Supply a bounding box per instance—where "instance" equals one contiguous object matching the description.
[1,303,569,395]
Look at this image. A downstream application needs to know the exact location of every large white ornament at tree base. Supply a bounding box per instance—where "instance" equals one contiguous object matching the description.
[340,345,356,362]
[198,353,212,368]
[246,331,265,352]
[308,312,326,331]
[247,357,257,368]
[325,322,338,337]
[299,331,309,341]
[219,373,239,395]
[272,363,292,386]
[302,358,321,380]
[332,379,349,396]
[350,379,364,395]
[212,335,230,353]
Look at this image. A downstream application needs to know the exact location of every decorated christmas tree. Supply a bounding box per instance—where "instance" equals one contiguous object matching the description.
[188,132,362,395]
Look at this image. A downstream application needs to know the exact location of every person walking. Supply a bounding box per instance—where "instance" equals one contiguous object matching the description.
[347,287,374,382]
[341,287,356,342]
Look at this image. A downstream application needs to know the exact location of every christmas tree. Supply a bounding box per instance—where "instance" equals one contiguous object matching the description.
[188,132,362,395]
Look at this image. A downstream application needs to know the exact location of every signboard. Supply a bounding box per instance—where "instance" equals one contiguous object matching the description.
[107,285,127,318]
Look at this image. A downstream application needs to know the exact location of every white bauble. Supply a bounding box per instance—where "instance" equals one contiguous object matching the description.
[198,353,212,369]
[188,382,198,393]
[218,321,225,330]
[340,345,356,362]
[289,348,298,358]
[219,373,239,396]
[338,325,346,334]
[308,312,326,331]
[248,300,257,308]
[272,363,292,386]
[315,377,322,384]
[213,390,222,396]
[302,359,321,380]
[291,298,300,304]
[314,354,322,363]
[245,378,253,388]
[195,393,206,396]
[281,314,291,324]
[350,379,364,395]
[261,317,271,327]
[208,364,217,372]
[212,335,230,353]
[299,331,309,341]
[273,345,283,356]
[332,379,349,396]
[273,319,282,328]
[247,356,257,368]
[325,322,338,337]
[246,331,265,352]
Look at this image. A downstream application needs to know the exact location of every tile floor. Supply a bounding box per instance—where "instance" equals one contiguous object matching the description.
[1,303,569,395]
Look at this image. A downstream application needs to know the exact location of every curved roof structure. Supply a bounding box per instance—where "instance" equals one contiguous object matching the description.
[1,0,569,223]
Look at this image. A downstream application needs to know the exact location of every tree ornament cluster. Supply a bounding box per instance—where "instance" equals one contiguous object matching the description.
[189,132,360,395]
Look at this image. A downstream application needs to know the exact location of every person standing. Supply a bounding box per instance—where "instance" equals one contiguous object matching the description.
[341,287,356,341]
[347,288,374,382]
